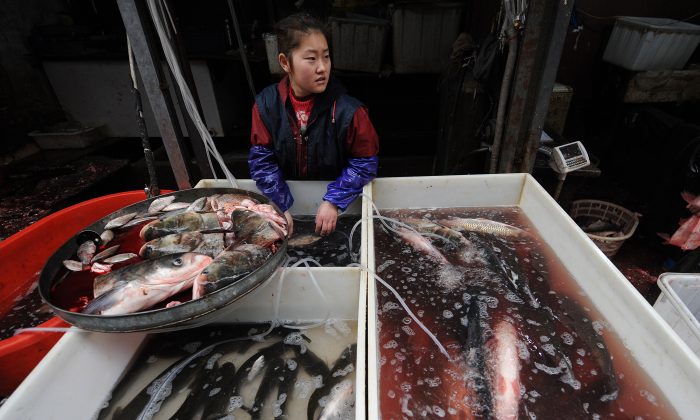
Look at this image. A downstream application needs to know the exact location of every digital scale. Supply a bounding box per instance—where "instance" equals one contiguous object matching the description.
[537,139,591,201]
[540,141,590,174]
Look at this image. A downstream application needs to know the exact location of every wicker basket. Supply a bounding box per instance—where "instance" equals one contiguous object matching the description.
[570,200,640,257]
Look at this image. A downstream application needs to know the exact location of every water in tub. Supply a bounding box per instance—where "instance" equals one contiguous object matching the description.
[373,207,678,419]
[96,322,357,419]
[287,215,361,267]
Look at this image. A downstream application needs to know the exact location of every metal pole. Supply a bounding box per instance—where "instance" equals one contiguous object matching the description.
[498,0,574,173]
[127,37,160,197]
[117,0,193,190]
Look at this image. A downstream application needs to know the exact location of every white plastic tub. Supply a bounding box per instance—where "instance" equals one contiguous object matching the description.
[366,174,700,419]
[0,180,368,420]
[654,273,700,357]
[603,16,700,71]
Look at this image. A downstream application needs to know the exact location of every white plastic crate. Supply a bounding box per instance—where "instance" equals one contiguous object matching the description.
[603,16,700,71]
[654,273,700,357]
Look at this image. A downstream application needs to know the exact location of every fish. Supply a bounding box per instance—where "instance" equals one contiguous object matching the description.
[230,208,285,248]
[90,262,113,274]
[580,219,621,233]
[193,243,272,298]
[201,340,288,420]
[487,321,521,420]
[102,253,138,264]
[400,217,471,247]
[394,226,448,264]
[308,344,357,420]
[186,196,208,212]
[139,211,221,241]
[139,231,233,259]
[104,212,137,230]
[556,295,619,401]
[250,357,286,419]
[100,229,114,246]
[77,240,97,265]
[469,234,541,309]
[248,203,288,227]
[90,244,120,263]
[147,195,176,213]
[121,216,159,230]
[62,260,84,271]
[438,217,531,239]
[464,296,494,418]
[171,361,236,420]
[317,379,354,420]
[288,233,323,248]
[162,201,191,212]
[84,252,212,315]
[273,357,300,418]
[209,193,259,214]
[112,352,210,420]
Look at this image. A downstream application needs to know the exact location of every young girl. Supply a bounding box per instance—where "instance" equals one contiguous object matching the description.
[248,13,379,237]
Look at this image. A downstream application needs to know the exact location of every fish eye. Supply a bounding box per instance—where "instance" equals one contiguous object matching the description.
[173,257,183,266]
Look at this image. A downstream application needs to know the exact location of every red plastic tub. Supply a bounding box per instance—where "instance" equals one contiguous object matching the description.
[0,190,171,395]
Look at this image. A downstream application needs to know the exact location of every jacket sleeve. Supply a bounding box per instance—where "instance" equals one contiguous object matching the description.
[323,156,378,211]
[323,107,379,210]
[248,104,294,212]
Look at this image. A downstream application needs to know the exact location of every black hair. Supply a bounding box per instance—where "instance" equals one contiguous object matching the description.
[275,13,328,60]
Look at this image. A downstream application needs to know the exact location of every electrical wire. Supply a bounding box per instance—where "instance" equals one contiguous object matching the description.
[146,0,239,188]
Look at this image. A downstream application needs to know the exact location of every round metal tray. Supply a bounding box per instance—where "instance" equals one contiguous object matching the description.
[38,188,287,333]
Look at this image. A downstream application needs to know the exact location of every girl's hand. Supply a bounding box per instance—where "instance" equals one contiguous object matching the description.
[284,211,294,237]
[315,201,338,236]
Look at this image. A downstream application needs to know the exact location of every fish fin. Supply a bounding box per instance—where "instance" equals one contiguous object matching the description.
[83,286,123,314]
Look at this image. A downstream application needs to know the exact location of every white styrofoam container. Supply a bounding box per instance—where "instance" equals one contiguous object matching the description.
[366,174,700,419]
[603,16,700,71]
[654,273,700,357]
[0,179,368,420]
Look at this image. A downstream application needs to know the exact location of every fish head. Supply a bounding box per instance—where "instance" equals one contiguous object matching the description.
[140,218,163,241]
[139,232,204,259]
[229,208,253,225]
[150,252,213,285]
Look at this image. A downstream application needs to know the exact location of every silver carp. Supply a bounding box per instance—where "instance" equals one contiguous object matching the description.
[85,252,212,315]
[438,217,531,239]
[193,243,272,298]
[139,231,233,259]
[400,217,471,247]
[139,212,221,241]
[395,227,448,264]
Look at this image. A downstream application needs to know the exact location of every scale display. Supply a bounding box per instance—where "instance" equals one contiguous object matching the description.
[549,141,590,174]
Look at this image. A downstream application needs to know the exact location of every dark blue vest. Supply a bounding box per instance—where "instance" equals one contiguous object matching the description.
[254,79,362,180]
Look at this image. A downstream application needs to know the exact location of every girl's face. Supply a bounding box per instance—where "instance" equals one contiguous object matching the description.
[279,30,330,98]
